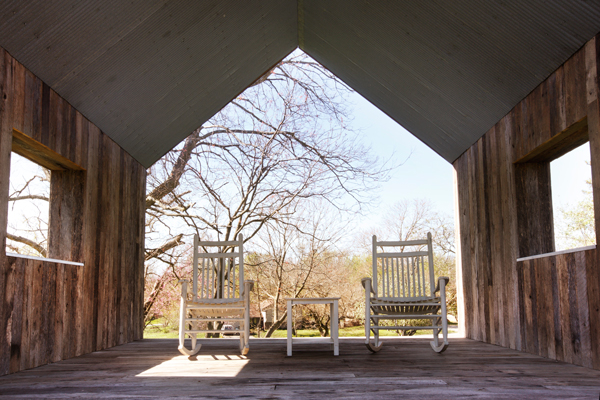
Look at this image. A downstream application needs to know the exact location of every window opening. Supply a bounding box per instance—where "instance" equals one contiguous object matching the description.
[6,152,50,257]
[550,142,595,251]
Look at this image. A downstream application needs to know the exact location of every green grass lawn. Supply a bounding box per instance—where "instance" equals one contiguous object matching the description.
[144,323,458,339]
[144,326,179,339]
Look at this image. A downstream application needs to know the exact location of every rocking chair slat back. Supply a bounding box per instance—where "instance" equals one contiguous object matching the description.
[372,232,435,300]
[193,234,244,302]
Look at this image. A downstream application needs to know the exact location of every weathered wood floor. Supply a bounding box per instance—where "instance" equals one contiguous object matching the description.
[0,337,599,399]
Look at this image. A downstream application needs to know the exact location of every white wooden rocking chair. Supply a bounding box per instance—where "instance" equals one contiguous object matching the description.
[362,232,450,353]
[178,234,253,356]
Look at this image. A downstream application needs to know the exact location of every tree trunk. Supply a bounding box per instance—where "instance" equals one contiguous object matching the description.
[206,321,224,338]
[265,310,288,338]
[143,273,170,323]
[6,233,47,257]
[273,276,283,321]
[146,129,201,209]
[306,308,330,337]
[144,234,183,261]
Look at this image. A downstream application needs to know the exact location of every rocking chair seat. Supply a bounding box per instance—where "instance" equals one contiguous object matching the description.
[186,300,246,317]
[187,299,246,307]
[370,298,441,315]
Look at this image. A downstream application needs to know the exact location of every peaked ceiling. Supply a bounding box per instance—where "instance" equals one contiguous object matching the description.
[1,1,599,167]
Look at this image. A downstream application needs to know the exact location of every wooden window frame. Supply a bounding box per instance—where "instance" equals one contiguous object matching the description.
[8,129,85,262]
[514,117,592,258]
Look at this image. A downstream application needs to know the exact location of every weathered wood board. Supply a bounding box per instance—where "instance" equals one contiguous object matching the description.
[0,46,146,376]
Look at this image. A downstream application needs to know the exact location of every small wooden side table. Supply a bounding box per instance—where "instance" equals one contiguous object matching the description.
[285,297,340,356]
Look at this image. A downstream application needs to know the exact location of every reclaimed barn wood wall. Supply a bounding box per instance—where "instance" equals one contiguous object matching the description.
[454,35,600,369]
[0,47,146,375]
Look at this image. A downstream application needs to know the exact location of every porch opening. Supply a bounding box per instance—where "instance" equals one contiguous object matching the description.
[143,50,458,343]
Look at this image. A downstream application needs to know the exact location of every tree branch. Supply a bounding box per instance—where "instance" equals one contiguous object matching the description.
[9,195,49,202]
[6,233,47,257]
[145,234,184,261]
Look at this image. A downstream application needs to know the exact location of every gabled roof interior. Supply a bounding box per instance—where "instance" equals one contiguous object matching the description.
[1,0,599,167]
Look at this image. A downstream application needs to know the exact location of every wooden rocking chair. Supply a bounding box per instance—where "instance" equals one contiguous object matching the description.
[362,233,450,353]
[178,234,253,356]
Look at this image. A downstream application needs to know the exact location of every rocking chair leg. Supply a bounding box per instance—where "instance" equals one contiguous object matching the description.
[241,281,250,356]
[366,321,383,353]
[364,279,381,353]
[364,309,371,347]
[239,330,249,356]
[178,333,202,356]
[190,331,198,352]
[431,278,449,353]
[430,317,448,353]
[178,280,202,356]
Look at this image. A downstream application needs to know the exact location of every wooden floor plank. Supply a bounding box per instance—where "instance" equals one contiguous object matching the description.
[0,338,599,399]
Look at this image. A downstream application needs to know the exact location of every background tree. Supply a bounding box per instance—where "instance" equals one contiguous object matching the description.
[561,198,595,246]
[555,172,595,250]
[246,201,348,337]
[295,251,365,337]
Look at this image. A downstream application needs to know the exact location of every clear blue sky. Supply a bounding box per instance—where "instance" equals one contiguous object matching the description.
[349,92,455,228]
[551,142,592,211]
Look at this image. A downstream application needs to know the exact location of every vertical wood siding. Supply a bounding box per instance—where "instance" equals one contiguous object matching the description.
[0,47,146,375]
[454,35,600,369]
[518,250,599,369]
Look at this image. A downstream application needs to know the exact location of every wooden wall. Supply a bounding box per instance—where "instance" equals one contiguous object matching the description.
[454,35,600,369]
[0,46,146,375]
[518,249,599,369]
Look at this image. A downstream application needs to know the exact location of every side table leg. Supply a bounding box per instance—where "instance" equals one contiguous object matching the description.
[287,300,292,356]
[332,300,339,356]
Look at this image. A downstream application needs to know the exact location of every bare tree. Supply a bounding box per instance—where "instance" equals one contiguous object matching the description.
[143,234,188,326]
[146,51,389,245]
[360,199,454,254]
[5,153,50,257]
[143,51,394,323]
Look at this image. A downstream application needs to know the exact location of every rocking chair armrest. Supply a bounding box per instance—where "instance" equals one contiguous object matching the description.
[244,280,255,292]
[361,277,375,295]
[434,276,450,294]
